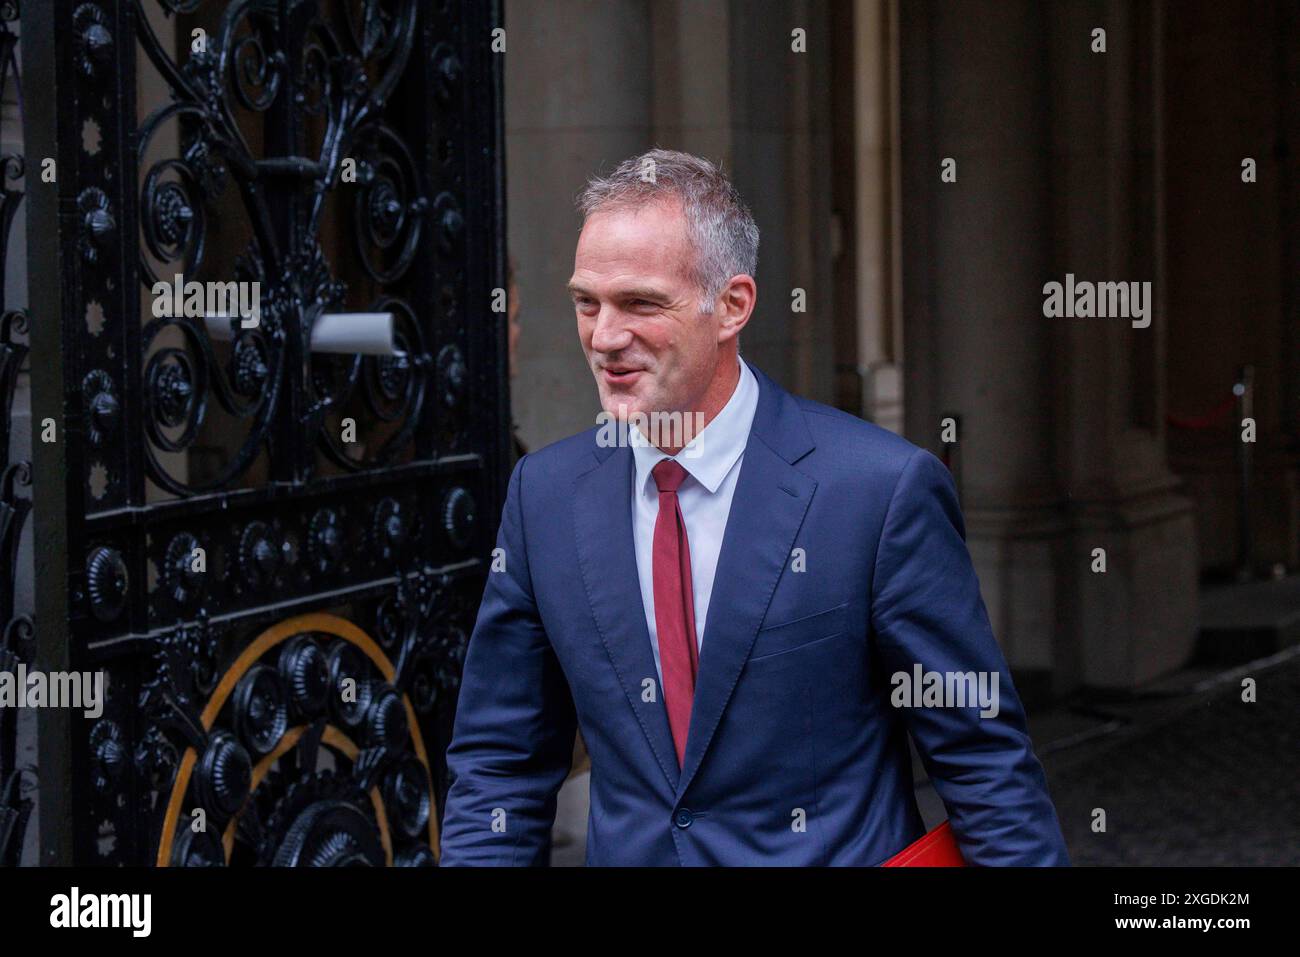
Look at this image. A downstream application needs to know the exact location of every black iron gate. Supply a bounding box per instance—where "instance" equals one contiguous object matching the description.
[25,0,507,865]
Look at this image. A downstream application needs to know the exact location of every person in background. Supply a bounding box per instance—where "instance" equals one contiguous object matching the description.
[506,253,527,464]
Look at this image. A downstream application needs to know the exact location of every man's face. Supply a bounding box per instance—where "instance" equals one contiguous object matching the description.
[569,199,720,420]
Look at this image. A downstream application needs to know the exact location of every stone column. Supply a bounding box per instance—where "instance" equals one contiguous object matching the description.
[900,0,1198,693]
[504,0,654,449]
[505,0,839,443]
[1047,0,1198,689]
[724,0,836,401]
[901,0,1066,699]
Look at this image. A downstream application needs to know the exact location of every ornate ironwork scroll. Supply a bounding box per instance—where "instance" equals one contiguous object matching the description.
[25,0,507,865]
[0,0,33,869]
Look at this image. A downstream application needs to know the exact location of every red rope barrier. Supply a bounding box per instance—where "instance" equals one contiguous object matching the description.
[1165,392,1236,430]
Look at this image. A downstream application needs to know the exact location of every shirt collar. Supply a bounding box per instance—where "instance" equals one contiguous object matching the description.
[632,356,759,495]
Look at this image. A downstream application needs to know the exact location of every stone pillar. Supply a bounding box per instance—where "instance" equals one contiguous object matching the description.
[1047,0,1198,689]
[505,0,839,444]
[852,0,904,434]
[504,0,654,449]
[900,0,1066,698]
[724,0,836,402]
[900,0,1198,693]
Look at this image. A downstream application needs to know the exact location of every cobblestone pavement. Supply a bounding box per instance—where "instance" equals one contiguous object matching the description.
[1041,652,1300,866]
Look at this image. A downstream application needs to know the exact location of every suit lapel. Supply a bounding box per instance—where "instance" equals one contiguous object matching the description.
[676,366,818,798]
[675,435,816,797]
[572,443,680,790]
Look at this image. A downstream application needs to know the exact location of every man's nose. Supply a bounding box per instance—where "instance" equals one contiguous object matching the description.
[589,306,633,354]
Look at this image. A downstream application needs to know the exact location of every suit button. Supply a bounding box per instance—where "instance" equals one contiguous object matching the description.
[674,808,694,829]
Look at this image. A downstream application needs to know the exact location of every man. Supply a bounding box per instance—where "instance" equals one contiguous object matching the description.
[440,149,1069,866]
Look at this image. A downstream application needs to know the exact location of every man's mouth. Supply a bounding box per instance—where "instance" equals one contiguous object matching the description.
[602,365,644,386]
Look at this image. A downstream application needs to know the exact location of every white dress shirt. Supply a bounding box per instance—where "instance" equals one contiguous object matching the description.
[631,356,759,688]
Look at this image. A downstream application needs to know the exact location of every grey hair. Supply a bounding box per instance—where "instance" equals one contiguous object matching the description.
[576,148,759,314]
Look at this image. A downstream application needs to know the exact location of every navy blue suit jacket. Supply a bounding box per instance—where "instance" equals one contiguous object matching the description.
[440,365,1069,865]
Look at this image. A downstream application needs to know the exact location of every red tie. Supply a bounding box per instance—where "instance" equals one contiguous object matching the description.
[651,459,699,767]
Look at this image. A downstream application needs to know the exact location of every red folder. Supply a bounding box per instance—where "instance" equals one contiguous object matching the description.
[882,820,967,867]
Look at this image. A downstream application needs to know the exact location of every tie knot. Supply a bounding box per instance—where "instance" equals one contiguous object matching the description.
[652,458,689,493]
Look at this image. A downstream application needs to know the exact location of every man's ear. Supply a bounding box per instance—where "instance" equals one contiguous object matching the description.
[716,274,756,343]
